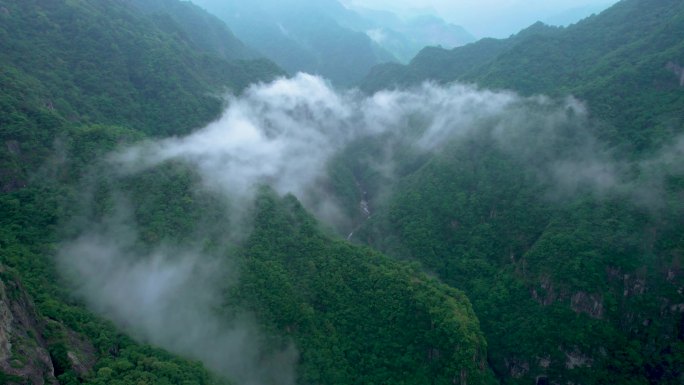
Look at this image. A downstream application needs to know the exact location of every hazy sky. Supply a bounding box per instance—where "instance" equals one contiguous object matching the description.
[343,0,619,38]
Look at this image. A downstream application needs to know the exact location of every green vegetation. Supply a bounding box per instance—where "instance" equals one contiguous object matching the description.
[363,0,684,151]
[2,0,683,384]
[232,190,492,385]
[351,1,684,383]
[0,185,226,385]
[0,1,493,385]
[345,142,684,384]
[128,0,260,61]
[0,0,276,383]
[0,0,282,191]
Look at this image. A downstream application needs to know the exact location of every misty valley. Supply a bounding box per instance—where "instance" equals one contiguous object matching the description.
[0,1,683,385]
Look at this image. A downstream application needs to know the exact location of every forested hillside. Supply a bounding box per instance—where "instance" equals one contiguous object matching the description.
[0,0,282,193]
[127,0,260,61]
[363,0,684,151]
[347,0,684,384]
[0,1,494,385]
[0,0,278,382]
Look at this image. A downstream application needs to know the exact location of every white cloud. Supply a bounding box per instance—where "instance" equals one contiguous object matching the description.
[114,73,682,211]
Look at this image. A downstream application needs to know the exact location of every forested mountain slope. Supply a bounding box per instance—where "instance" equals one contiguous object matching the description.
[63,166,494,385]
[0,1,494,385]
[0,0,279,382]
[127,0,260,61]
[362,21,558,92]
[0,0,282,193]
[363,0,684,151]
[347,0,684,384]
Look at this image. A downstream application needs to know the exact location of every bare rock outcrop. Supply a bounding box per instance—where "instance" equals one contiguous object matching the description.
[0,268,58,384]
[570,292,604,319]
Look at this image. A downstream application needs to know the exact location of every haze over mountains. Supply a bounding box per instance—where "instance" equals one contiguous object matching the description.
[345,4,476,63]
[0,1,683,385]
[343,0,619,38]
[191,0,476,84]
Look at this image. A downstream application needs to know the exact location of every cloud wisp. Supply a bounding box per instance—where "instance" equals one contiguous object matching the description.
[59,204,298,385]
[113,73,680,210]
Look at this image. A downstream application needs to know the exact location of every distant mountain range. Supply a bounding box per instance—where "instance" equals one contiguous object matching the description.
[191,0,475,85]
[344,5,476,63]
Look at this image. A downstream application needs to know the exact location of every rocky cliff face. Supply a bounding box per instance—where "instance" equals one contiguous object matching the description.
[0,267,97,384]
[0,267,57,384]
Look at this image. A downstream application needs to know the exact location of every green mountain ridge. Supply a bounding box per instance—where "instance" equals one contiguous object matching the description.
[362,0,684,151]
[126,0,261,61]
[231,189,493,385]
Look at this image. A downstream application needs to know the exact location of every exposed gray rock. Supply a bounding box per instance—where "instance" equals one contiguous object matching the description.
[504,358,530,378]
[564,349,593,369]
[65,329,96,377]
[570,292,604,319]
[0,268,58,385]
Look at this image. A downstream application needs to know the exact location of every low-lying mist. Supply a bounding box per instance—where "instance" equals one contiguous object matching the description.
[58,197,298,385]
[58,73,683,384]
[115,73,683,211]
